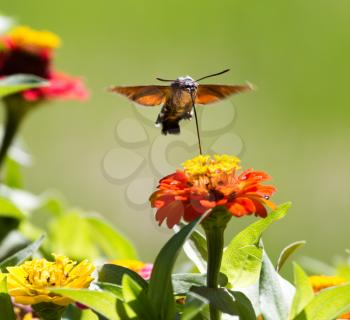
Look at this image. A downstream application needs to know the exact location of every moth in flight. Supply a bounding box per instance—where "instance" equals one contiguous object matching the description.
[110,69,252,135]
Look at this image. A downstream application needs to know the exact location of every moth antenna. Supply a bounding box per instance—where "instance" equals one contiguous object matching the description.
[156,77,175,82]
[195,69,230,82]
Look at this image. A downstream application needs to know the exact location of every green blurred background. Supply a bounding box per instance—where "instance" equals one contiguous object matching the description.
[1,0,349,272]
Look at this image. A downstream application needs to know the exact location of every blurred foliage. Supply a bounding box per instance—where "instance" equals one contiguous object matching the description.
[0,1,349,267]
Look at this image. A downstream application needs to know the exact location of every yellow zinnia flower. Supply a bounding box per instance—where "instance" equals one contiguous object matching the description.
[7,254,95,306]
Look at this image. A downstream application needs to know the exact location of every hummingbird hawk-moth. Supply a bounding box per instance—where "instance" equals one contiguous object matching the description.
[109,69,252,135]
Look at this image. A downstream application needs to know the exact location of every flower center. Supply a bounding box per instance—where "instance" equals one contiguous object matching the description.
[8,26,61,50]
[182,154,240,189]
[0,49,51,78]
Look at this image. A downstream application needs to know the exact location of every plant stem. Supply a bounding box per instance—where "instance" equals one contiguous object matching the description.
[205,225,224,320]
[202,207,231,320]
[0,96,31,173]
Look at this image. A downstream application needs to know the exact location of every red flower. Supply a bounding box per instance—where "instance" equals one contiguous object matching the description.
[150,155,277,228]
[0,26,88,101]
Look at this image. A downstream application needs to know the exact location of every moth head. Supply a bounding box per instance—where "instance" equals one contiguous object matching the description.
[171,76,198,92]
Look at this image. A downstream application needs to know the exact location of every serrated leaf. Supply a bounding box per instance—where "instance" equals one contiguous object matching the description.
[52,288,119,320]
[277,241,306,272]
[289,263,314,319]
[86,216,137,259]
[191,286,256,319]
[0,234,45,271]
[294,284,350,320]
[148,217,203,320]
[221,202,291,288]
[259,252,294,320]
[99,264,148,290]
[0,275,15,320]
[0,74,48,97]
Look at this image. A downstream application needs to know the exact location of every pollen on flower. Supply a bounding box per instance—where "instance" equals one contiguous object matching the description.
[6,254,95,306]
[8,26,61,50]
[182,154,241,189]
[309,275,347,293]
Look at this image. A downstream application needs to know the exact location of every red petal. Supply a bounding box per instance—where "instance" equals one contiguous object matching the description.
[251,199,268,218]
[155,200,184,228]
[183,204,204,222]
[228,197,256,217]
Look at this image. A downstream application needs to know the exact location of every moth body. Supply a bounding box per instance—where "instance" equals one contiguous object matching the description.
[156,76,198,135]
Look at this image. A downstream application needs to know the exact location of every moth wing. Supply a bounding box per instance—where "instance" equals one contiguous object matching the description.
[109,85,170,106]
[195,84,253,105]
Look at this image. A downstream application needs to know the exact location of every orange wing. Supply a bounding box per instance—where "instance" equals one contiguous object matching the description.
[109,85,170,106]
[195,84,253,105]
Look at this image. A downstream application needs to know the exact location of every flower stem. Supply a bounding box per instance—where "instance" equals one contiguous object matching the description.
[0,96,32,173]
[202,207,231,320]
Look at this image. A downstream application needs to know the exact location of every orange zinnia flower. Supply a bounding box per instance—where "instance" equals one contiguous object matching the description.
[0,26,88,101]
[150,155,277,228]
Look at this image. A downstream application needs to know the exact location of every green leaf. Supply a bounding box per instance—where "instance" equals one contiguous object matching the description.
[294,284,350,320]
[122,274,155,320]
[289,263,314,320]
[32,302,66,320]
[0,197,25,219]
[191,286,256,319]
[86,216,137,259]
[62,304,99,320]
[0,197,26,241]
[95,282,123,300]
[172,273,228,295]
[181,292,208,320]
[52,288,119,320]
[99,264,148,290]
[177,223,207,273]
[49,211,99,261]
[3,158,23,189]
[277,241,306,272]
[0,234,45,271]
[0,74,48,98]
[0,185,42,213]
[221,202,291,288]
[148,217,203,320]
[259,252,293,320]
[0,275,15,320]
